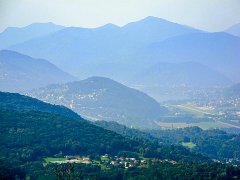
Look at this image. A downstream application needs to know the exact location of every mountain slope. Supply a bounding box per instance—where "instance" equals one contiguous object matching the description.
[0,92,144,167]
[0,92,214,179]
[225,23,240,37]
[27,77,167,128]
[8,17,201,80]
[129,61,231,101]
[0,91,82,120]
[121,16,202,44]
[0,50,77,92]
[143,32,240,82]
[133,62,231,87]
[0,22,64,49]
[224,83,240,98]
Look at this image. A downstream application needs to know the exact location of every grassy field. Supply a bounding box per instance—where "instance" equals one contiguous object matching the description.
[182,142,196,149]
[44,157,67,163]
[101,156,109,161]
[174,104,215,116]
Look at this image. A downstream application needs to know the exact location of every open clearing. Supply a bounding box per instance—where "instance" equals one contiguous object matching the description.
[182,142,196,149]
[174,104,215,116]
[44,157,67,163]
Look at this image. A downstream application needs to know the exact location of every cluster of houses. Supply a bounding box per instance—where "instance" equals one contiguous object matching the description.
[47,154,178,169]
[100,154,177,169]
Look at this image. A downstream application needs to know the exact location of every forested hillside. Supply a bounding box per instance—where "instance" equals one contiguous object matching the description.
[2,92,229,179]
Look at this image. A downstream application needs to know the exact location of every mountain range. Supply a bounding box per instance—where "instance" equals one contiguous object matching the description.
[0,16,239,103]
[130,62,232,101]
[142,32,240,82]
[0,50,77,92]
[0,22,64,50]
[6,17,200,79]
[224,83,240,98]
[5,16,239,85]
[27,76,167,128]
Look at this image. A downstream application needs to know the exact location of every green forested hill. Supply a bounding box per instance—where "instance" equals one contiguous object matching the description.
[147,127,240,160]
[0,92,239,179]
[0,109,140,159]
[95,120,240,161]
[1,108,235,179]
[0,91,82,120]
[27,76,167,128]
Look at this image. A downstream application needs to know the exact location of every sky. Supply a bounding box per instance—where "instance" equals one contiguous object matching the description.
[0,0,240,32]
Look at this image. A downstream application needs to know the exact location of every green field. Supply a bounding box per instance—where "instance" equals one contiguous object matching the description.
[101,156,109,161]
[44,157,67,163]
[182,142,196,149]
[174,104,215,116]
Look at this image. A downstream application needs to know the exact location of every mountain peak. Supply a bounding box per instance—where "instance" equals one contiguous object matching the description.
[85,76,116,82]
[100,23,119,29]
[28,76,166,127]
[225,22,240,37]
[141,16,169,23]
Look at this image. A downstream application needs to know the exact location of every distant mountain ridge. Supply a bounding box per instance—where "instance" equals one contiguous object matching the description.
[1,17,239,103]
[27,76,167,128]
[141,32,240,82]
[7,16,202,81]
[225,23,240,37]
[132,62,231,87]
[130,61,231,101]
[0,22,64,50]
[0,50,77,92]
[224,83,240,98]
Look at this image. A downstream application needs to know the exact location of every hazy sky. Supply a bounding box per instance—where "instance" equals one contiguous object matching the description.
[0,0,240,32]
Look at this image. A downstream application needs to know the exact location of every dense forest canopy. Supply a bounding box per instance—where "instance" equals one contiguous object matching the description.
[0,92,239,179]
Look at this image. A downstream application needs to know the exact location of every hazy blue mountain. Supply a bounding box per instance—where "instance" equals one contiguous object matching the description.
[130,62,231,102]
[0,50,77,92]
[6,17,239,84]
[121,16,202,44]
[8,16,201,80]
[27,76,167,128]
[0,22,64,50]
[225,23,240,37]
[224,83,240,98]
[142,32,240,82]
[132,62,231,87]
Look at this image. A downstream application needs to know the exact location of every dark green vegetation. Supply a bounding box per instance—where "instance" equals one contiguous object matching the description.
[0,50,76,92]
[4,92,236,179]
[96,121,240,162]
[148,127,240,161]
[1,106,239,179]
[27,76,166,128]
[0,92,82,120]
[5,161,238,180]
